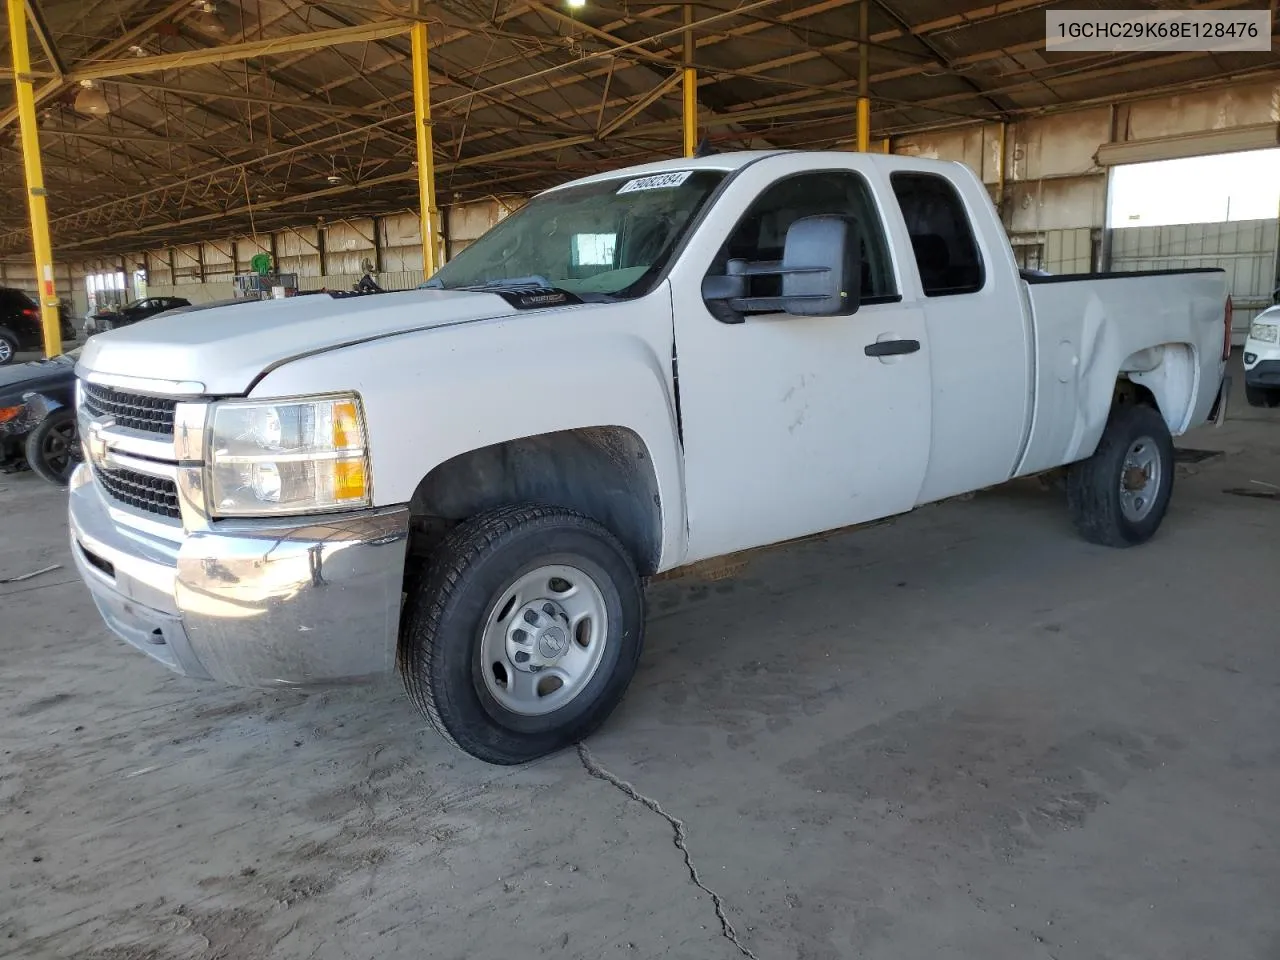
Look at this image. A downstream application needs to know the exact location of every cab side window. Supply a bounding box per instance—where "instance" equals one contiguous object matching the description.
[712,171,897,313]
[890,172,985,296]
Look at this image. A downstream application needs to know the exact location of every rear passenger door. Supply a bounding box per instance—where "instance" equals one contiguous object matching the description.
[887,170,1032,504]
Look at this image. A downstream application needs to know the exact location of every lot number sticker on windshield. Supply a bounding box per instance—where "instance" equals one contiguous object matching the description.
[617,171,694,194]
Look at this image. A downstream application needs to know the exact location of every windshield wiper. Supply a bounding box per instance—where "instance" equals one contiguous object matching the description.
[430,275,615,304]
[470,275,558,291]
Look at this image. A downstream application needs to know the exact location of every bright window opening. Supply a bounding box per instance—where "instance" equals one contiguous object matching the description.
[572,233,617,267]
[1108,148,1280,228]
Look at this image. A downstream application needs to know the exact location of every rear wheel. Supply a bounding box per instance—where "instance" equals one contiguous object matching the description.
[25,409,80,486]
[0,331,16,365]
[1067,403,1174,547]
[1245,384,1280,408]
[399,504,645,765]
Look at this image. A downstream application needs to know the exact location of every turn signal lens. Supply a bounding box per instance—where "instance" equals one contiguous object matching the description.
[332,399,361,450]
[333,458,368,501]
[0,406,21,424]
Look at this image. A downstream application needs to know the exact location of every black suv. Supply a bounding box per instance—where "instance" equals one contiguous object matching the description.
[0,287,77,365]
[83,295,191,337]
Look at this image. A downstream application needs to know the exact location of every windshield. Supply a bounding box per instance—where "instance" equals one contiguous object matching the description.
[427,169,726,298]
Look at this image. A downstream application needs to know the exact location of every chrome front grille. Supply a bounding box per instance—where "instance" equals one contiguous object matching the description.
[93,465,181,519]
[81,381,177,436]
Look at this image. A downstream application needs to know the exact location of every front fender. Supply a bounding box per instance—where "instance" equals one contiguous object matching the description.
[250,291,689,570]
[21,391,65,420]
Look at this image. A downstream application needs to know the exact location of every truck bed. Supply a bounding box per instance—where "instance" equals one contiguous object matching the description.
[1015,267,1228,478]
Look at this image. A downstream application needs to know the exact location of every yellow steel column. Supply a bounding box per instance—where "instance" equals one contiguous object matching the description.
[856,0,870,152]
[411,21,441,278]
[682,4,696,157]
[7,0,60,356]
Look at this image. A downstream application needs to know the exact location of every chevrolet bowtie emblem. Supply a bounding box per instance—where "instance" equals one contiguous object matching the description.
[86,418,114,466]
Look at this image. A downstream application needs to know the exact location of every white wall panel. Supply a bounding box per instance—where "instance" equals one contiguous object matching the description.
[1111,218,1279,334]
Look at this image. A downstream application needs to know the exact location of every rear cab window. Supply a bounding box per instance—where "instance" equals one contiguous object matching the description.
[890,172,985,297]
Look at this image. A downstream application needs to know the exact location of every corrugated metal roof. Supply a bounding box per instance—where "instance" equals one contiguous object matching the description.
[0,0,1274,255]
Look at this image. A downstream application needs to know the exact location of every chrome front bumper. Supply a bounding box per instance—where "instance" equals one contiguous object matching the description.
[68,464,410,686]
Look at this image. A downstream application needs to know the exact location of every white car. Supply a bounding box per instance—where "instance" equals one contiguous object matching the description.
[1243,304,1280,408]
[70,150,1231,764]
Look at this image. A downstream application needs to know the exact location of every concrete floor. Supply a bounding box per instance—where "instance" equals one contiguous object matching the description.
[2,382,1278,960]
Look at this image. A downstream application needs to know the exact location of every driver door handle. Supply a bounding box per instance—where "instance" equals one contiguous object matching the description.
[864,338,920,357]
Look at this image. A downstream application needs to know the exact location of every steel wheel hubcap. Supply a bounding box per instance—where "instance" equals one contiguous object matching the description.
[480,563,608,716]
[1119,436,1161,522]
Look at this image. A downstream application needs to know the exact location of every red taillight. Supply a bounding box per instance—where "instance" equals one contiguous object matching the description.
[20,307,36,318]
[1223,296,1233,360]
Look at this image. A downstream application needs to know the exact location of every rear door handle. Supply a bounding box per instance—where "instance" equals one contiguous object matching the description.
[864,338,920,357]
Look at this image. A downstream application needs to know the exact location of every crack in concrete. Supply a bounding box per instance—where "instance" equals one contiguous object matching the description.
[577,742,759,960]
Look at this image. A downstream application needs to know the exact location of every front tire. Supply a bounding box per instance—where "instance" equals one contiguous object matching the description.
[1245,384,1280,408]
[399,504,645,765]
[25,408,80,486]
[1067,403,1174,547]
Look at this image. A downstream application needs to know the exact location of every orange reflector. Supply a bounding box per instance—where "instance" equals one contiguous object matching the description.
[332,399,361,450]
[334,458,367,501]
[0,406,21,424]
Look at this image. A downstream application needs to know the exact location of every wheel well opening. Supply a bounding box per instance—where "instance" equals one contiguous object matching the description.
[407,427,663,576]
[1116,342,1196,432]
[1114,378,1158,410]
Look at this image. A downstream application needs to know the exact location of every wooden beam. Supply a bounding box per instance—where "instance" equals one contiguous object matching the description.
[68,21,414,83]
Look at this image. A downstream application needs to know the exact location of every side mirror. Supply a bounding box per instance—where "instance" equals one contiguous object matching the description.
[779,215,861,316]
[701,215,861,319]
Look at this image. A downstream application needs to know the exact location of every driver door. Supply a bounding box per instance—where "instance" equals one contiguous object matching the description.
[668,158,932,564]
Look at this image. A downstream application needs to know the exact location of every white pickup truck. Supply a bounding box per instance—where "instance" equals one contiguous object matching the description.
[70,151,1231,764]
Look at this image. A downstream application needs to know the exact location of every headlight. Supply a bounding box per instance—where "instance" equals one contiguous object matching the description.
[1249,321,1279,344]
[208,394,370,517]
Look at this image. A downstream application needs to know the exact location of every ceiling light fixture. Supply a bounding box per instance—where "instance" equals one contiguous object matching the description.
[74,80,111,117]
[193,0,229,35]
[566,0,586,8]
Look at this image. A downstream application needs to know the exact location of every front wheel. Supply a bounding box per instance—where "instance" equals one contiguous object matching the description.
[1245,384,1280,408]
[25,408,81,486]
[399,504,645,765]
[1067,403,1174,547]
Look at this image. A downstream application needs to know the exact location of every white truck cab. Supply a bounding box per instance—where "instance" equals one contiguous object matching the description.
[70,150,1231,763]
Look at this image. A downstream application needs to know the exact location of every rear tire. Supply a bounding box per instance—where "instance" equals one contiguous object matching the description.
[399,504,645,765]
[1067,403,1174,547]
[1245,384,1280,408]
[0,330,17,365]
[25,408,80,486]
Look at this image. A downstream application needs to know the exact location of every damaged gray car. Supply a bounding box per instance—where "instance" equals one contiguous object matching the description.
[0,347,79,485]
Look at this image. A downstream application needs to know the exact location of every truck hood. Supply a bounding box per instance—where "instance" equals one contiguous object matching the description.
[76,288,516,395]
